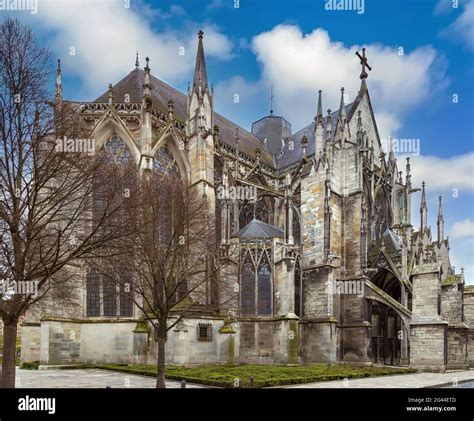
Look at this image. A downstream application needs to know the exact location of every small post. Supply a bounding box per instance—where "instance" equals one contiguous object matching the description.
[249,376,254,388]
[181,380,186,389]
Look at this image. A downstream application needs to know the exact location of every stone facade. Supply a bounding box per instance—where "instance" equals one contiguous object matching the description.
[19,33,471,370]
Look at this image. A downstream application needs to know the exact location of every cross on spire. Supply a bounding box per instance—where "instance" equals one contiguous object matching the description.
[355,47,372,80]
[269,86,274,115]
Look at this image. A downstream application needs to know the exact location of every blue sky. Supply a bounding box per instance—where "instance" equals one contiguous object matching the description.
[5,0,473,281]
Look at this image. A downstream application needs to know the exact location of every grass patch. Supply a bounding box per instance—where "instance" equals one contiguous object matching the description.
[19,361,40,370]
[85,363,416,388]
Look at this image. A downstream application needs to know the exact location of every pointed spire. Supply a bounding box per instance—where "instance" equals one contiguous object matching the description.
[388,136,395,163]
[420,181,428,232]
[336,87,348,134]
[193,30,209,92]
[325,108,332,143]
[143,57,151,106]
[316,90,323,122]
[314,90,324,154]
[405,157,411,189]
[437,195,444,243]
[135,51,139,68]
[55,59,62,103]
[108,83,113,105]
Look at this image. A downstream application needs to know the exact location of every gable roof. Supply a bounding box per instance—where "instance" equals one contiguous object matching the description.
[276,103,354,169]
[94,68,273,165]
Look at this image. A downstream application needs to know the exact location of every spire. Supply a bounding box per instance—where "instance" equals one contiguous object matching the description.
[388,136,394,160]
[314,90,324,154]
[108,83,113,105]
[336,87,348,135]
[143,57,151,107]
[135,51,139,68]
[405,157,411,189]
[193,30,209,92]
[325,108,332,144]
[55,59,62,103]
[269,86,274,115]
[316,90,323,122]
[437,195,444,243]
[420,181,428,232]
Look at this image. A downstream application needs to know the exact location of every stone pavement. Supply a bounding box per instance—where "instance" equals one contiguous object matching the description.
[15,368,204,388]
[281,369,474,388]
[14,367,474,389]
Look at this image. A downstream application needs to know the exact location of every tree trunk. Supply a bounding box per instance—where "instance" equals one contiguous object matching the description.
[1,318,18,388]
[156,332,166,389]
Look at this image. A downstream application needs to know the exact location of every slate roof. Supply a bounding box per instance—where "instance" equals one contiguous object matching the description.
[368,228,403,260]
[276,103,354,169]
[233,218,284,239]
[94,68,273,165]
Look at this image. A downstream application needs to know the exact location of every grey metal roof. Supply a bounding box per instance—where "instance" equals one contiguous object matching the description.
[277,103,354,169]
[233,218,284,239]
[94,68,273,165]
[368,228,403,260]
[251,115,292,156]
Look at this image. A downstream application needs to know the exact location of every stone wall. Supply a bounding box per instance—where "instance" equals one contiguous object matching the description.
[238,320,273,364]
[446,327,468,369]
[441,283,463,323]
[463,288,474,366]
[409,324,447,371]
[300,320,337,364]
[20,324,41,363]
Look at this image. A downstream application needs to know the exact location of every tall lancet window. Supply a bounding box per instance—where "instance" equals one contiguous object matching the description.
[294,259,302,317]
[239,197,269,229]
[214,165,223,244]
[86,136,134,318]
[241,255,255,315]
[257,258,272,315]
[240,248,273,316]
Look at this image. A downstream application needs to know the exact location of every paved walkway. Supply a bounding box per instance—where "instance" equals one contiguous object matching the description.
[15,368,204,388]
[282,369,474,388]
[14,367,474,389]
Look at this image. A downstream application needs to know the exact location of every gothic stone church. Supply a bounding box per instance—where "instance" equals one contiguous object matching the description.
[21,32,474,371]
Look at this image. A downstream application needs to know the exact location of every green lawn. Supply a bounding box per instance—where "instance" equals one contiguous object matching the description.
[86,363,416,388]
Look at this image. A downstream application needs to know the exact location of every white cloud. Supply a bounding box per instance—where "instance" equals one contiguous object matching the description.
[451,218,474,238]
[242,25,446,137]
[401,152,474,192]
[441,0,474,50]
[29,0,233,96]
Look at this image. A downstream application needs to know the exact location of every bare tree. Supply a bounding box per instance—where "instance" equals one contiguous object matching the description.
[0,18,132,388]
[94,169,233,388]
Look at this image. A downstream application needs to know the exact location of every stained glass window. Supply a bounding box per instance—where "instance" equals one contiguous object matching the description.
[154,145,179,175]
[103,275,117,317]
[241,258,255,315]
[104,136,132,164]
[257,261,272,315]
[86,270,100,317]
[119,272,133,317]
[294,260,302,317]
